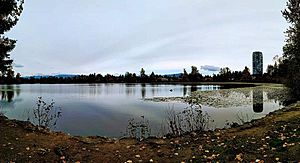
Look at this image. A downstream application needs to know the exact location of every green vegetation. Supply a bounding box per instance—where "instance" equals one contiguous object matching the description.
[0,0,24,83]
[282,0,300,100]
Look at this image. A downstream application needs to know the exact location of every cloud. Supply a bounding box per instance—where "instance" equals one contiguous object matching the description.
[201,65,220,72]
[12,63,24,68]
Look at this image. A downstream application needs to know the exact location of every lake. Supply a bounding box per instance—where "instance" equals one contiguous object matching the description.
[0,84,286,137]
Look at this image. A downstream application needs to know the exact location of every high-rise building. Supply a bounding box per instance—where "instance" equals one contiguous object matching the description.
[252,51,263,76]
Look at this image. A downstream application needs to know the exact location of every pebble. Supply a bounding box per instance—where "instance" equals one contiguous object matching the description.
[149,159,154,162]
[174,153,179,156]
[135,154,141,158]
[26,147,30,151]
[126,160,133,163]
[82,148,86,151]
[205,150,209,153]
[275,158,280,161]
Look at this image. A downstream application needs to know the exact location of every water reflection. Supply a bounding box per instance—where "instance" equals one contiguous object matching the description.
[125,83,136,96]
[253,88,264,113]
[191,85,197,92]
[1,84,288,137]
[141,83,146,99]
[0,85,23,103]
[183,85,187,97]
[1,85,15,102]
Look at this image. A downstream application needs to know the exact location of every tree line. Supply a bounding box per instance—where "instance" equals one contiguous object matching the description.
[2,66,278,84]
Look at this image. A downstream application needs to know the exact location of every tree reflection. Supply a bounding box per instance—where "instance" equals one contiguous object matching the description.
[125,83,136,96]
[141,83,146,99]
[183,85,187,97]
[0,85,20,103]
[191,85,197,92]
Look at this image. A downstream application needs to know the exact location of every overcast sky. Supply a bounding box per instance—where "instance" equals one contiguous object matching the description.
[7,0,287,76]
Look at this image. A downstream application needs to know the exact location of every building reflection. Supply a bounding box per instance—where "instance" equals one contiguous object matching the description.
[253,89,264,113]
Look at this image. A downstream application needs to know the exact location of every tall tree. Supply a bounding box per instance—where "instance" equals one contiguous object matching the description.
[0,0,24,79]
[182,68,189,82]
[241,66,251,81]
[140,68,146,78]
[282,0,300,98]
[189,66,202,82]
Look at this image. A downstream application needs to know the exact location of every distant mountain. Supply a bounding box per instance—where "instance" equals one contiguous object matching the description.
[164,73,183,77]
[23,74,79,79]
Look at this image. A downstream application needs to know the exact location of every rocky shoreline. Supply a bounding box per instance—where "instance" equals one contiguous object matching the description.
[145,85,289,108]
[0,101,299,162]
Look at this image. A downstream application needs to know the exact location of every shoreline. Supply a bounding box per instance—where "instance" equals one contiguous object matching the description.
[1,101,299,162]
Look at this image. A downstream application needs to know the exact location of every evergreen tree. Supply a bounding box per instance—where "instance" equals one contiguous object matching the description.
[182,68,189,82]
[0,0,24,79]
[282,0,300,98]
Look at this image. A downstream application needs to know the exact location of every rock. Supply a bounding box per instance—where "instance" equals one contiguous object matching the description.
[235,153,243,161]
[135,154,141,158]
[38,148,47,155]
[126,160,133,163]
[54,147,65,156]
[149,159,154,162]
[26,147,30,151]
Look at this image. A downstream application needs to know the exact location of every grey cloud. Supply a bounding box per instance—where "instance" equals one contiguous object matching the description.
[201,65,220,72]
[13,63,24,68]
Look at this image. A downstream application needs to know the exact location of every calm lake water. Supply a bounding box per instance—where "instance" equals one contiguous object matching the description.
[0,84,284,137]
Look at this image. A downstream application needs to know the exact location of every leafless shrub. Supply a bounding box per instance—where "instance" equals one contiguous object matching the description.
[126,116,150,141]
[165,104,211,136]
[27,97,62,129]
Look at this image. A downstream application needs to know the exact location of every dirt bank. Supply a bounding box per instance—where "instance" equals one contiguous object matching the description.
[0,102,299,162]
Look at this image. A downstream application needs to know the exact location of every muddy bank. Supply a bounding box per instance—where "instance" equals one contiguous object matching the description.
[0,101,299,162]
